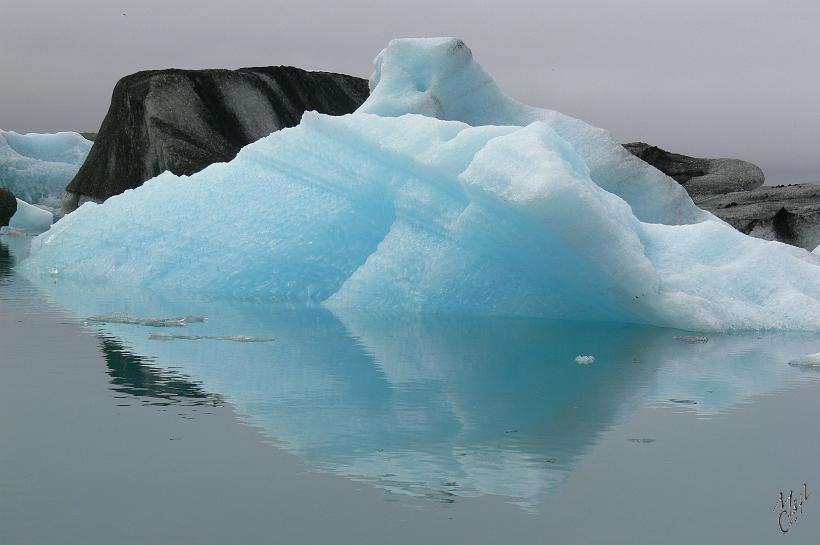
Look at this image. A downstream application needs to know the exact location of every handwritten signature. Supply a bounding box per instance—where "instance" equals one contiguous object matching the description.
[773,483,809,533]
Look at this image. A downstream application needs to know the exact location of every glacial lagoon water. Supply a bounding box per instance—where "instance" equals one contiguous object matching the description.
[3,234,820,544]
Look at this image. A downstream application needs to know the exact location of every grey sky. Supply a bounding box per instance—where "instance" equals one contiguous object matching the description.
[1,0,817,183]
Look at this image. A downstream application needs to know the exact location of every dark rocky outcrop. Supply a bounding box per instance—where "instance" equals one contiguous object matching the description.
[624,142,765,199]
[64,66,369,213]
[80,133,97,142]
[697,184,820,250]
[626,142,820,250]
[0,187,17,227]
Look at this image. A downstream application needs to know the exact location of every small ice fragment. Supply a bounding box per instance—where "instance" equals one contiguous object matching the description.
[149,333,274,343]
[85,313,206,327]
[50,267,59,276]
[673,335,709,344]
[575,355,595,365]
[668,399,697,405]
[8,199,53,234]
[788,352,820,368]
[628,438,656,444]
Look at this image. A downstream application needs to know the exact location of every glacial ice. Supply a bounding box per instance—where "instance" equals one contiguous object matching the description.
[8,198,53,234]
[0,131,92,214]
[18,38,820,331]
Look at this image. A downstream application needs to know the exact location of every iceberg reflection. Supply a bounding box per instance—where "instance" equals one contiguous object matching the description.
[29,280,820,505]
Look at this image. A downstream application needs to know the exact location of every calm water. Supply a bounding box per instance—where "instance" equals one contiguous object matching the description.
[3,234,820,544]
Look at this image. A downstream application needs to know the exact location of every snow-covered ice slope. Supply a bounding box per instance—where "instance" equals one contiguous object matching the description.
[20,38,820,330]
[0,131,92,213]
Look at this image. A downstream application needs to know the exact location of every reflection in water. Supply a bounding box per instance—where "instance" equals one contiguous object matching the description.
[0,238,14,283]
[25,276,820,506]
[100,335,221,407]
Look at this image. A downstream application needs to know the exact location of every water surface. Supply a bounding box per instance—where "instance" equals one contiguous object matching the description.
[3,235,820,544]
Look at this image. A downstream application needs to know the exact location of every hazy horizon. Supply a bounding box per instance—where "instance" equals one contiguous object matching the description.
[2,0,818,183]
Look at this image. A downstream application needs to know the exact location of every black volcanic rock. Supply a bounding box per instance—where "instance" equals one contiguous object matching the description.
[64,66,369,212]
[625,142,820,250]
[0,187,17,227]
[624,142,765,199]
[697,184,820,250]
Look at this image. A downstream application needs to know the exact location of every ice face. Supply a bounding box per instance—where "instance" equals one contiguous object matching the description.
[18,38,820,331]
[0,131,92,213]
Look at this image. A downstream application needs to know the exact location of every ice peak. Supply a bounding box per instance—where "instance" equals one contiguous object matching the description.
[361,37,498,120]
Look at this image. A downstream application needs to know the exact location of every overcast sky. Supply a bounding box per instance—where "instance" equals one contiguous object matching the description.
[1,0,817,183]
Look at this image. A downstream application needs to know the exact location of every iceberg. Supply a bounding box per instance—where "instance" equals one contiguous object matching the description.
[18,38,820,331]
[0,130,92,214]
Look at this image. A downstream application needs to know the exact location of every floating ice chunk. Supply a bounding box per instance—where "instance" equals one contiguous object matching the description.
[575,355,595,365]
[0,226,25,236]
[149,333,274,342]
[9,198,53,234]
[673,335,709,344]
[0,131,91,213]
[788,352,820,368]
[85,313,206,327]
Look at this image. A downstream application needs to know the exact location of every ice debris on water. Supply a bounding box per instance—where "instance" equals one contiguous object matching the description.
[575,355,595,365]
[668,399,698,405]
[627,438,656,444]
[84,313,207,327]
[673,335,709,344]
[0,226,25,236]
[149,333,274,343]
[787,352,820,368]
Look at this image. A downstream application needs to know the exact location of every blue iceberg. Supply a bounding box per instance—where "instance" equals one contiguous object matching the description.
[0,130,92,214]
[20,38,820,330]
